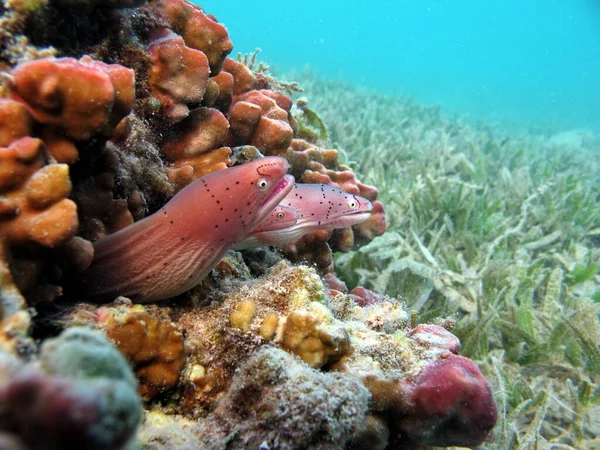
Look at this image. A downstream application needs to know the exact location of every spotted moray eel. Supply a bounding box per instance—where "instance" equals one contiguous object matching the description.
[234,183,373,249]
[251,205,298,233]
[82,156,294,303]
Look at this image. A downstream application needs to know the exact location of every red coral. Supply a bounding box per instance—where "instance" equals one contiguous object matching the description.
[409,324,461,355]
[397,353,497,447]
[322,273,348,293]
[349,286,387,307]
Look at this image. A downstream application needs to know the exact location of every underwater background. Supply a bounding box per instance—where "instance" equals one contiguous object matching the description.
[1,0,599,447]
[202,0,600,131]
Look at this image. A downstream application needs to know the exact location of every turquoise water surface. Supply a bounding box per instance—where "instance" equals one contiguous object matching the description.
[200,0,600,131]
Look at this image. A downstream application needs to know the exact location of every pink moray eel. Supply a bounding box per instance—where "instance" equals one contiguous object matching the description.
[251,205,298,233]
[82,156,294,303]
[234,183,373,249]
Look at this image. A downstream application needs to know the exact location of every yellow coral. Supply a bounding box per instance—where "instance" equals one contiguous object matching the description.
[259,312,279,341]
[276,308,349,368]
[229,299,256,333]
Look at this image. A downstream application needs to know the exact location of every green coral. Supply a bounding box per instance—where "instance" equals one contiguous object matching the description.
[40,327,139,388]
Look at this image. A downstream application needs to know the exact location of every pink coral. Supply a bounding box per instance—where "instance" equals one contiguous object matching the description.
[409,324,461,355]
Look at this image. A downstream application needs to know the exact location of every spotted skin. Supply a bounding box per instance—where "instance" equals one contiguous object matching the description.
[82,157,294,303]
[237,183,373,249]
[233,205,298,250]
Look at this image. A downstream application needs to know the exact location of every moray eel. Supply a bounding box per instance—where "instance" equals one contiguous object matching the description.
[82,156,294,303]
[233,205,298,250]
[251,205,299,233]
[234,183,373,249]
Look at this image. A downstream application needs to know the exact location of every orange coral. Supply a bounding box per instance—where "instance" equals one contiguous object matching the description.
[160,107,232,191]
[222,57,256,96]
[228,90,294,156]
[0,100,78,249]
[97,302,186,400]
[0,56,135,307]
[208,70,234,111]
[10,56,135,142]
[147,29,210,123]
[153,0,233,74]
[0,99,78,331]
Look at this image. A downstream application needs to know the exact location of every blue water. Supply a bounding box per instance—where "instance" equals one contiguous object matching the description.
[200,0,600,132]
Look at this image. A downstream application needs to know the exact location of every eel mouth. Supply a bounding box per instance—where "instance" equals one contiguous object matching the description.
[259,174,295,213]
[343,211,372,225]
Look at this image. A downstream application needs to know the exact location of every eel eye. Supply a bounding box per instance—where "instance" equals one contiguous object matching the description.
[347,198,357,209]
[257,178,269,190]
[277,212,285,218]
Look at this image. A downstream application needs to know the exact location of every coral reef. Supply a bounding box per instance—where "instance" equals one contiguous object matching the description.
[136,347,370,450]
[147,261,495,447]
[0,0,384,315]
[55,261,496,449]
[0,0,503,448]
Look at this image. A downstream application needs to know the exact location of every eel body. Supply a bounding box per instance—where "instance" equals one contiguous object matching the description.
[82,156,294,303]
[234,183,373,249]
